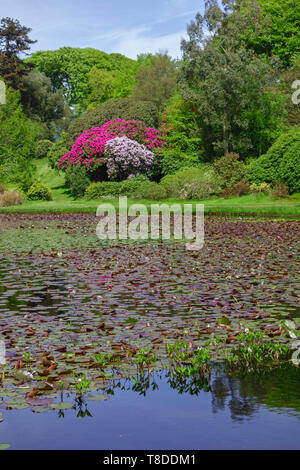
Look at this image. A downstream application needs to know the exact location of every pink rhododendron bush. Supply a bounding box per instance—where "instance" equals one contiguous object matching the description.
[105,136,154,180]
[58,118,165,180]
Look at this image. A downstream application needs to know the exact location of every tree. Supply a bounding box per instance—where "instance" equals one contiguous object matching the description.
[251,0,300,67]
[21,68,72,139]
[179,0,286,158]
[131,52,177,112]
[0,88,42,182]
[28,48,139,110]
[0,17,36,91]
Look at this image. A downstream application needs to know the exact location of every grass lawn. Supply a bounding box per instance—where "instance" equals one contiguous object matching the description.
[1,158,299,217]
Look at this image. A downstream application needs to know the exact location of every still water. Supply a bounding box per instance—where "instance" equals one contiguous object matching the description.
[1,365,299,450]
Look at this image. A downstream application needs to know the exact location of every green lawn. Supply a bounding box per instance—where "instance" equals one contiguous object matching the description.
[1,158,299,217]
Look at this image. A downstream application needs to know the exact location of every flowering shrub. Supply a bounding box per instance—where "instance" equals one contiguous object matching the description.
[58,119,165,174]
[104,136,154,180]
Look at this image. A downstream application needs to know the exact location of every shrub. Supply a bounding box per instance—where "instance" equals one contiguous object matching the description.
[104,136,155,180]
[85,175,149,199]
[160,149,200,176]
[134,181,167,200]
[249,127,300,193]
[65,165,91,199]
[0,190,24,207]
[58,119,165,173]
[231,180,250,196]
[250,182,272,194]
[272,182,289,198]
[67,98,159,146]
[0,183,6,194]
[27,183,52,201]
[213,153,248,188]
[161,166,221,199]
[35,139,53,159]
[85,181,122,199]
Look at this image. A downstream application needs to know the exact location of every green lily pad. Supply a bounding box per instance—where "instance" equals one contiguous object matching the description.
[87,393,109,401]
[50,402,74,410]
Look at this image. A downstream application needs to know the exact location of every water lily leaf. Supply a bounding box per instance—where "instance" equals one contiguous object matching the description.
[50,402,73,410]
[87,393,109,401]
[218,316,231,326]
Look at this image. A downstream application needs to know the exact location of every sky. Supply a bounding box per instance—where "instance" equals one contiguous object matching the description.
[0,0,205,60]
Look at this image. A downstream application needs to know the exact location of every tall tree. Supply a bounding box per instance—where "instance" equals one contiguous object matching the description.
[179,0,285,158]
[22,69,72,139]
[131,52,177,112]
[0,17,36,91]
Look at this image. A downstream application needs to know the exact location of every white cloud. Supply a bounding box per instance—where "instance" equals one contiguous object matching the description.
[85,27,187,59]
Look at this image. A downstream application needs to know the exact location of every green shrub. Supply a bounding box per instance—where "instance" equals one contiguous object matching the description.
[160,166,221,199]
[84,175,149,199]
[213,153,248,188]
[160,149,200,176]
[118,175,149,195]
[35,139,53,159]
[27,182,52,201]
[47,132,69,169]
[0,190,24,207]
[249,127,300,194]
[67,98,159,146]
[134,181,167,200]
[85,181,122,199]
[65,165,91,199]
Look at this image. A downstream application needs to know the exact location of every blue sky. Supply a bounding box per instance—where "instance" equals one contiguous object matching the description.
[0,0,205,59]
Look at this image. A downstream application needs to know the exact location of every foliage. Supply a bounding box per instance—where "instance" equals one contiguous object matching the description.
[28,47,139,109]
[249,127,300,193]
[85,175,149,199]
[134,181,167,200]
[104,136,154,181]
[159,93,204,173]
[0,17,36,91]
[47,132,69,169]
[0,87,42,182]
[131,52,177,112]
[26,182,52,201]
[59,119,165,174]
[0,189,23,206]
[223,180,250,198]
[64,165,91,199]
[213,153,248,188]
[35,139,53,159]
[251,0,300,66]
[161,166,221,199]
[227,329,291,372]
[250,182,272,194]
[67,98,159,146]
[22,69,71,138]
[272,182,289,199]
[179,0,286,158]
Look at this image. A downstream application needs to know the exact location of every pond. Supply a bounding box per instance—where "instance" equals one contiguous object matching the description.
[0,214,299,450]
